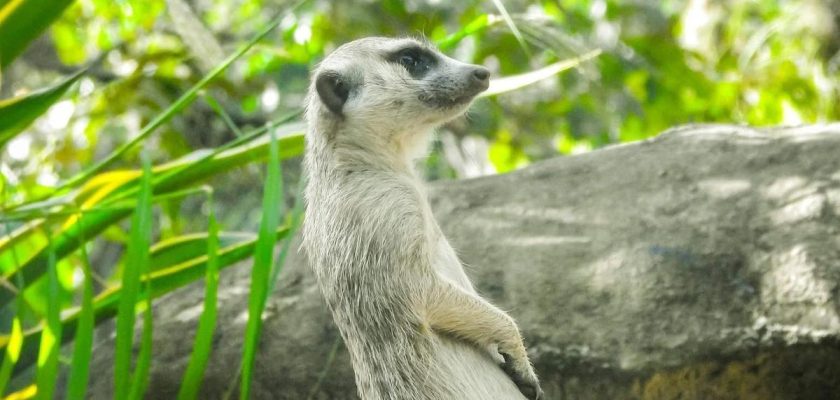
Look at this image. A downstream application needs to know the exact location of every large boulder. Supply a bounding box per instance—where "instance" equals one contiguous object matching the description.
[86,124,840,399]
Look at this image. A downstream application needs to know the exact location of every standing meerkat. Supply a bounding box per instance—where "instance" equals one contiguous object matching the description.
[302,37,543,400]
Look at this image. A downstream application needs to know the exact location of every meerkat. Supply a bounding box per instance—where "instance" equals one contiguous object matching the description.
[302,37,543,400]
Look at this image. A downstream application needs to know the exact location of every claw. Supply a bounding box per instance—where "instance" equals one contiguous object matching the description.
[500,352,543,400]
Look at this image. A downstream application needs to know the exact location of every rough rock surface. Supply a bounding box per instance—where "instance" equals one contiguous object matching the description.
[86,124,840,399]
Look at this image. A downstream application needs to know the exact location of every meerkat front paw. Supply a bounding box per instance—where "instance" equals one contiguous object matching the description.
[500,352,543,400]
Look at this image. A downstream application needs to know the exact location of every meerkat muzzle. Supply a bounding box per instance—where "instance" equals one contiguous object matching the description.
[420,65,491,108]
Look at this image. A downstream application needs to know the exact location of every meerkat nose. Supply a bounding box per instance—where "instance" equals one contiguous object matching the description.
[472,67,490,81]
[469,67,490,91]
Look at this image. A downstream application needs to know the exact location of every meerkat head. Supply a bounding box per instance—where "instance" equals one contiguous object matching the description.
[307,37,489,150]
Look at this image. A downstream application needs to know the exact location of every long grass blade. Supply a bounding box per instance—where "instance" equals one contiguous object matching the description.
[33,248,60,400]
[514,16,591,59]
[0,316,23,396]
[0,192,25,397]
[481,49,602,97]
[267,177,304,294]
[65,229,95,400]
[127,285,153,400]
[177,197,221,400]
[150,230,251,273]
[489,0,531,57]
[127,155,156,400]
[305,337,342,400]
[239,126,282,400]
[204,95,243,137]
[114,153,153,399]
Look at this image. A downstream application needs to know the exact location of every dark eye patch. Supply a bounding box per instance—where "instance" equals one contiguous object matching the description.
[387,45,437,78]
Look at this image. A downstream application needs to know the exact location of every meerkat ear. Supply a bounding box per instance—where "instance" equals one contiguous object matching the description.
[315,71,351,115]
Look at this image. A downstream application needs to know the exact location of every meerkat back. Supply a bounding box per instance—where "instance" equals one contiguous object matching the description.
[302,37,542,400]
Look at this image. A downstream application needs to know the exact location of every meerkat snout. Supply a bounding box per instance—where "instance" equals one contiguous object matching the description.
[427,64,490,104]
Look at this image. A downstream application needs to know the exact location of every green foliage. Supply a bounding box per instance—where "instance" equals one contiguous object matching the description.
[0,0,75,67]
[0,70,84,148]
[0,0,837,398]
[0,126,304,310]
[0,224,290,377]
[58,9,295,192]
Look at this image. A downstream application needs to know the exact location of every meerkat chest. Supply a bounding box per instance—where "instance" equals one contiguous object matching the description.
[408,182,476,293]
[433,235,476,293]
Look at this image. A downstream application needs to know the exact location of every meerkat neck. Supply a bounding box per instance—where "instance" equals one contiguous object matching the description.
[324,124,431,176]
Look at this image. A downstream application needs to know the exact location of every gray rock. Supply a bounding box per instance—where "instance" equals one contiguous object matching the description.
[86,124,840,399]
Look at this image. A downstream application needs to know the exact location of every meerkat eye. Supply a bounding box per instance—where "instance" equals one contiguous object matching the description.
[389,46,435,78]
[399,53,419,68]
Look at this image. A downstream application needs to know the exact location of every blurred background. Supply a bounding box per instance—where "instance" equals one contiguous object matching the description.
[5,0,840,197]
[0,0,839,398]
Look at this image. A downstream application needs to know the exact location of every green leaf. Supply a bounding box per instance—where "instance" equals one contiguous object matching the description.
[240,127,282,400]
[0,0,75,68]
[34,249,61,400]
[0,70,84,148]
[177,200,221,400]
[65,234,95,400]
[114,154,153,400]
